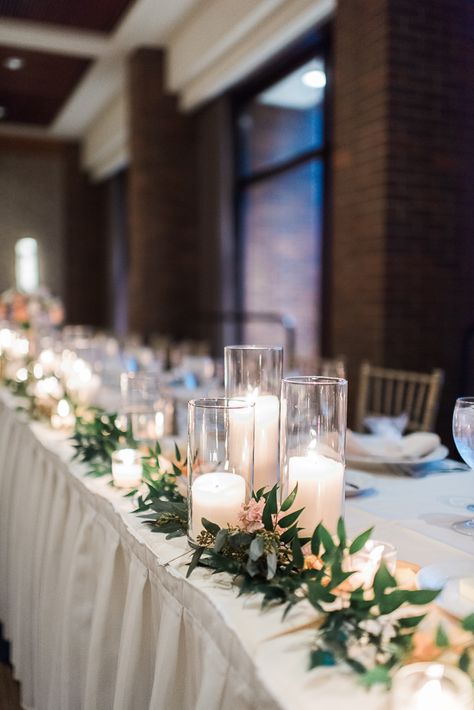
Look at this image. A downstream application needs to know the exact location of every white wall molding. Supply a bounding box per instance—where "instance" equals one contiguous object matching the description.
[176,0,336,110]
[0,19,108,57]
[82,90,128,181]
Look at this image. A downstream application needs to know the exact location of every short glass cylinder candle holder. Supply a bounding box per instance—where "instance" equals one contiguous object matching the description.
[111,448,143,489]
[391,662,474,710]
[349,539,397,589]
[280,376,347,536]
[120,371,172,444]
[187,398,255,545]
[224,345,282,493]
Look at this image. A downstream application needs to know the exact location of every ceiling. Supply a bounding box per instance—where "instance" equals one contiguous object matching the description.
[0,0,198,132]
[0,45,90,125]
[0,0,135,33]
[0,0,335,178]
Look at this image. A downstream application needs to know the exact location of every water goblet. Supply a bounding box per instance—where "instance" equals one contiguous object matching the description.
[452,396,474,536]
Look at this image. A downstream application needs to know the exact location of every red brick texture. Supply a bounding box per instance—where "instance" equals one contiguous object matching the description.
[127,48,198,338]
[331,0,474,440]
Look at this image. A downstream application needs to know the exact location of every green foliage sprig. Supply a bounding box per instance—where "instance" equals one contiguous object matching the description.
[179,485,473,687]
[72,409,136,477]
[134,441,186,510]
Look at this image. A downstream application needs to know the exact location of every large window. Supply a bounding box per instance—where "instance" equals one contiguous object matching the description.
[235,45,329,363]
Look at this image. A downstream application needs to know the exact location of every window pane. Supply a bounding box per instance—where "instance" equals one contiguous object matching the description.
[15,237,39,293]
[241,160,323,360]
[238,58,325,177]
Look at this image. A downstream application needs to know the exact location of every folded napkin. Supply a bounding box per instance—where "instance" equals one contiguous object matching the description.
[346,431,441,460]
[363,413,408,439]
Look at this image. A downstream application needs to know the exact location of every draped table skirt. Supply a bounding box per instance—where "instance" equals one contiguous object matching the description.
[0,393,472,710]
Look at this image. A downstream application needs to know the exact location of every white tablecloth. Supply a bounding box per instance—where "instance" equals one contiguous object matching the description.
[0,391,472,710]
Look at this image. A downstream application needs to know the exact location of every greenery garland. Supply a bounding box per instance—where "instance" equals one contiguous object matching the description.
[70,409,474,689]
[72,409,136,477]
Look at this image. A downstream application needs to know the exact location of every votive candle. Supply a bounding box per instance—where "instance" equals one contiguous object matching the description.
[111,448,143,488]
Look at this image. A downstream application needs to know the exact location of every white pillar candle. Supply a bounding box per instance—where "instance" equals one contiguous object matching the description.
[111,448,143,488]
[253,394,279,492]
[288,453,344,535]
[191,472,246,540]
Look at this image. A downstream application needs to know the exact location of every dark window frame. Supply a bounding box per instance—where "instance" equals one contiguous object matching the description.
[231,22,333,353]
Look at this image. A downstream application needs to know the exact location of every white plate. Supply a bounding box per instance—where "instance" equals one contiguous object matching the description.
[346,444,449,467]
[417,560,474,618]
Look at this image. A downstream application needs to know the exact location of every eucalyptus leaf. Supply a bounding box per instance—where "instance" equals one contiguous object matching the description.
[214,529,229,553]
[348,527,374,554]
[262,485,278,530]
[266,552,277,580]
[280,484,298,512]
[435,624,449,648]
[278,508,305,530]
[249,536,265,561]
[337,517,346,547]
[186,547,204,577]
[291,535,304,568]
[202,518,221,536]
[462,613,474,633]
[309,649,336,668]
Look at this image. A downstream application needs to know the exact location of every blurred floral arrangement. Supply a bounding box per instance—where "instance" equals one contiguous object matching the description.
[0,287,64,330]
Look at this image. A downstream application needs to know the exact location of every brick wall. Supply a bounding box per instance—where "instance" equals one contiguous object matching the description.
[127,48,198,339]
[331,0,474,441]
[0,136,107,327]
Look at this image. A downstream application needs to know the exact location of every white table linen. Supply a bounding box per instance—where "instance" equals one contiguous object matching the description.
[0,391,472,710]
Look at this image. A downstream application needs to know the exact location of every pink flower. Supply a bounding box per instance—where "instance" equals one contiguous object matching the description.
[238,498,265,532]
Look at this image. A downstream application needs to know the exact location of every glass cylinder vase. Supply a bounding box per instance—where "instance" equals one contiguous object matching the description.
[224,345,282,493]
[391,663,473,710]
[280,376,347,536]
[120,371,173,444]
[187,398,255,545]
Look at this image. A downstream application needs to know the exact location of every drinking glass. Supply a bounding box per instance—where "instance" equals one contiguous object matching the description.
[452,396,474,536]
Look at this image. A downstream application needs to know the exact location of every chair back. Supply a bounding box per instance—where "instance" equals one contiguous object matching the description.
[355,362,444,433]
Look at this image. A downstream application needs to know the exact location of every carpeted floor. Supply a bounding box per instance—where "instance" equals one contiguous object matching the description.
[0,663,21,710]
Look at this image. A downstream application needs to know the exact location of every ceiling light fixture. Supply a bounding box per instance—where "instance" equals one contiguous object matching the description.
[3,56,25,71]
[301,69,326,89]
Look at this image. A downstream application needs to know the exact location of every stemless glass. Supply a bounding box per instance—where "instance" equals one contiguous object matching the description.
[187,398,254,546]
[280,376,347,536]
[452,396,474,536]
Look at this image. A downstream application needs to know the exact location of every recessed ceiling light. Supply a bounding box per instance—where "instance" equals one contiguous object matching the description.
[301,69,326,89]
[0,106,6,119]
[3,56,25,71]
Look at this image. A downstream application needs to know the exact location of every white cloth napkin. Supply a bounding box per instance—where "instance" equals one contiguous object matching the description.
[346,431,441,460]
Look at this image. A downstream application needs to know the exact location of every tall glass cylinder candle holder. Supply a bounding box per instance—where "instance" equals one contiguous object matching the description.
[224,345,282,493]
[187,398,254,546]
[391,663,474,710]
[280,376,347,536]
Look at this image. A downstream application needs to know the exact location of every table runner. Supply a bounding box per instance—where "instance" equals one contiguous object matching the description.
[0,392,472,710]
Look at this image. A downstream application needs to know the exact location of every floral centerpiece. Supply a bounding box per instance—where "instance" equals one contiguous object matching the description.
[0,286,64,330]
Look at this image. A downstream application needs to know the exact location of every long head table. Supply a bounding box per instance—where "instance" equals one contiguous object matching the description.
[0,391,472,710]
